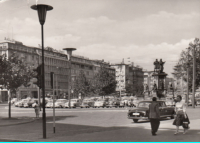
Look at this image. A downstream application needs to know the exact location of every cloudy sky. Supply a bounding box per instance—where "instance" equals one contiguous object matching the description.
[0,0,200,77]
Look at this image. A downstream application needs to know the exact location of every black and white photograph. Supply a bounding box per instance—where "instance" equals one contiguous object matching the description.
[0,0,200,142]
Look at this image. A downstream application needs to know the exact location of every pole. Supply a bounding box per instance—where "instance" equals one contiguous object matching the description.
[192,47,196,108]
[56,75,58,99]
[8,90,11,118]
[186,48,189,106]
[41,24,46,138]
[53,73,55,133]
[37,87,41,111]
[68,57,71,108]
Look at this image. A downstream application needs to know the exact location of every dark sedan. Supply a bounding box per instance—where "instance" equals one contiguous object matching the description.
[127,100,175,123]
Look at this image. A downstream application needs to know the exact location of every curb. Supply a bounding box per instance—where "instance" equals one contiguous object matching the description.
[0,138,34,142]
[0,118,36,127]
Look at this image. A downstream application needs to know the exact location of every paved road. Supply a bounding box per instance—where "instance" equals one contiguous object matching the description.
[0,105,199,142]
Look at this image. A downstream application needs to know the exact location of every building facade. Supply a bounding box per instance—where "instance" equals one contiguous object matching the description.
[0,38,115,100]
[111,62,144,96]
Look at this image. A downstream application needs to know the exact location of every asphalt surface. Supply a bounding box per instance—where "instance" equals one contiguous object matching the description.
[0,104,199,142]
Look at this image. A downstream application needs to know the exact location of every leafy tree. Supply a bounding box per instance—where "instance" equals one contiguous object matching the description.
[0,53,34,118]
[73,70,91,98]
[172,38,200,91]
[92,64,117,97]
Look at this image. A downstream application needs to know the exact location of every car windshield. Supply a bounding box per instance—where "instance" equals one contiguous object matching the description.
[138,102,151,108]
[71,99,77,102]
[48,101,53,103]
[97,99,104,102]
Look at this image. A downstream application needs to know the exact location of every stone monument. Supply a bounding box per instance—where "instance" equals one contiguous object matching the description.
[152,59,168,99]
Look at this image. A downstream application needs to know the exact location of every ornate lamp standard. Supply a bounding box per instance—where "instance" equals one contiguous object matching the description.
[63,48,76,108]
[31,4,53,139]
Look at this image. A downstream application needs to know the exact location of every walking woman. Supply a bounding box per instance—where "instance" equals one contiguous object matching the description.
[173,95,190,135]
[34,101,40,119]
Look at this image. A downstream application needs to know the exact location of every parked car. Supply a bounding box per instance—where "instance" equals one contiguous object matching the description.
[65,99,81,108]
[80,98,94,108]
[127,98,135,107]
[127,100,175,123]
[114,99,125,108]
[106,98,115,108]
[11,98,18,104]
[93,99,106,108]
[165,97,175,107]
[24,99,38,108]
[46,100,54,108]
[55,99,68,108]
[18,99,30,107]
[14,100,22,107]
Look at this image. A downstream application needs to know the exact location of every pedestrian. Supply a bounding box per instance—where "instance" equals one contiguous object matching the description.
[173,95,190,135]
[34,101,40,119]
[149,97,160,136]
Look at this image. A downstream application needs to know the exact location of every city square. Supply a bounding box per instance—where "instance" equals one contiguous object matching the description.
[0,0,200,142]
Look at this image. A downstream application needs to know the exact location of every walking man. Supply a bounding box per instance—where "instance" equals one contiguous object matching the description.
[149,97,160,136]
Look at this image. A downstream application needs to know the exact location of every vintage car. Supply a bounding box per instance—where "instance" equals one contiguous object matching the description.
[46,100,54,108]
[127,98,135,107]
[93,99,106,108]
[106,98,115,108]
[55,99,68,108]
[18,99,30,107]
[24,99,38,108]
[128,100,175,123]
[114,99,125,108]
[80,98,94,108]
[11,98,18,104]
[65,99,81,108]
[165,97,175,107]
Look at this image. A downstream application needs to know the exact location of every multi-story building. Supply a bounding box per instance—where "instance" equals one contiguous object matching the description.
[111,62,144,96]
[0,38,69,100]
[0,38,115,101]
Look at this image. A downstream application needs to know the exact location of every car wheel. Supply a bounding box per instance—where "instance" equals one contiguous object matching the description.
[133,119,138,123]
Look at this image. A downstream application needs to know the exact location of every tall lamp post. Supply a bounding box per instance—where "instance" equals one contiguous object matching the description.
[189,38,199,108]
[63,48,76,109]
[31,4,53,139]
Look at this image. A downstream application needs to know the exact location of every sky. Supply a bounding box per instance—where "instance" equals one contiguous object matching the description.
[0,0,200,77]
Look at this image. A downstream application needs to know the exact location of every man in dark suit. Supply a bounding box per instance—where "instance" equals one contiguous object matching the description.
[149,97,160,136]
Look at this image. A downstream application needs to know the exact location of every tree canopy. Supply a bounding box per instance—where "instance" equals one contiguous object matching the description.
[0,53,34,94]
[172,38,200,91]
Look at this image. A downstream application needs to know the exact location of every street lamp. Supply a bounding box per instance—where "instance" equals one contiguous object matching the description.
[189,38,200,108]
[63,48,76,109]
[31,4,53,139]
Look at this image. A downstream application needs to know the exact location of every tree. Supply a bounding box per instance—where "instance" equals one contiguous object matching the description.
[92,64,117,97]
[73,70,91,98]
[0,53,34,118]
[172,38,200,92]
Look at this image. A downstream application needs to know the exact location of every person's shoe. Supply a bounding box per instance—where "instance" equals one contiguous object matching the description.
[174,132,179,135]
[152,131,156,136]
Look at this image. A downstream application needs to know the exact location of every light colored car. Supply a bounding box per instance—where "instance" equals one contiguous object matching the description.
[127,98,134,107]
[11,98,18,104]
[24,99,38,108]
[94,99,106,108]
[46,100,54,108]
[18,99,29,107]
[106,98,115,108]
[14,100,22,107]
[65,99,81,108]
[80,99,92,108]
[165,97,175,107]
[55,99,68,108]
